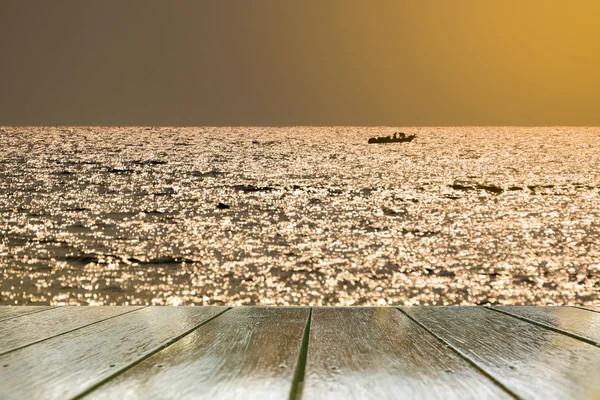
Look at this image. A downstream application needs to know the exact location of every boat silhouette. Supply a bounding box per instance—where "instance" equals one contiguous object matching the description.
[368,132,416,144]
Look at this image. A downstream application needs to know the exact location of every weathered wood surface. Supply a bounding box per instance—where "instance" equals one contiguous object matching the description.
[303,307,510,400]
[0,306,227,400]
[0,306,144,355]
[85,307,310,400]
[0,306,54,322]
[490,306,600,345]
[0,306,599,400]
[402,306,600,400]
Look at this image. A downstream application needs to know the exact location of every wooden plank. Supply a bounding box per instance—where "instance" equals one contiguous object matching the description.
[491,306,600,345]
[402,306,600,400]
[0,306,145,355]
[84,307,310,400]
[302,307,511,400]
[0,306,228,400]
[0,306,54,322]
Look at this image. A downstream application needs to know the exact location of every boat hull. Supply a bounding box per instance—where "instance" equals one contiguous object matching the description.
[368,135,416,144]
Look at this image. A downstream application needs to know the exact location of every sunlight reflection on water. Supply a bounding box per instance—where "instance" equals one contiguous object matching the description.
[0,126,599,306]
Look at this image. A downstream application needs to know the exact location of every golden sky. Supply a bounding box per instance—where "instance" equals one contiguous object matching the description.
[1,0,599,125]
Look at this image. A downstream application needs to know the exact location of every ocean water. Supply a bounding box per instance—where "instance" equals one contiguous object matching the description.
[1,126,599,306]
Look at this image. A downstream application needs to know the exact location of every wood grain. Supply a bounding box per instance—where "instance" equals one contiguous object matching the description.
[0,306,54,321]
[0,306,227,400]
[402,306,600,400]
[84,307,309,400]
[302,307,510,400]
[0,306,144,355]
[491,306,600,345]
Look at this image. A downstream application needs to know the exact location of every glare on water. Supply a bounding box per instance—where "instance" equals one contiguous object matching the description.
[0,126,599,306]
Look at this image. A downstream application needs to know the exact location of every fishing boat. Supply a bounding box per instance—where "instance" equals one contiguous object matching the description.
[368,132,416,144]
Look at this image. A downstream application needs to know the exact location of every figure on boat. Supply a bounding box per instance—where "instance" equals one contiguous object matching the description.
[368,132,415,144]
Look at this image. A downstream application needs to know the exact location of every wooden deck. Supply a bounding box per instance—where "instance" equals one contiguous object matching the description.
[0,306,599,399]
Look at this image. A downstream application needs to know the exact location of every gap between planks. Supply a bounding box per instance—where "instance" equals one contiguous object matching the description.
[0,306,59,323]
[289,307,313,400]
[395,307,522,400]
[483,307,600,348]
[572,305,600,314]
[0,307,148,357]
[71,307,232,400]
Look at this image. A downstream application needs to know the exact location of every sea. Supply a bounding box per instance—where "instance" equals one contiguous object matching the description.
[1,126,599,306]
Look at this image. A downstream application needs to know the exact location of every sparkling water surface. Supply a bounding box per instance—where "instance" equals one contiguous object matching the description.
[1,127,599,306]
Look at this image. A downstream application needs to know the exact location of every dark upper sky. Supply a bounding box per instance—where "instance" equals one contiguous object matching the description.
[1,0,599,126]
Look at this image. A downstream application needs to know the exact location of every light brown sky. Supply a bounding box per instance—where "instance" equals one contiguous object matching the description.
[1,0,599,126]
